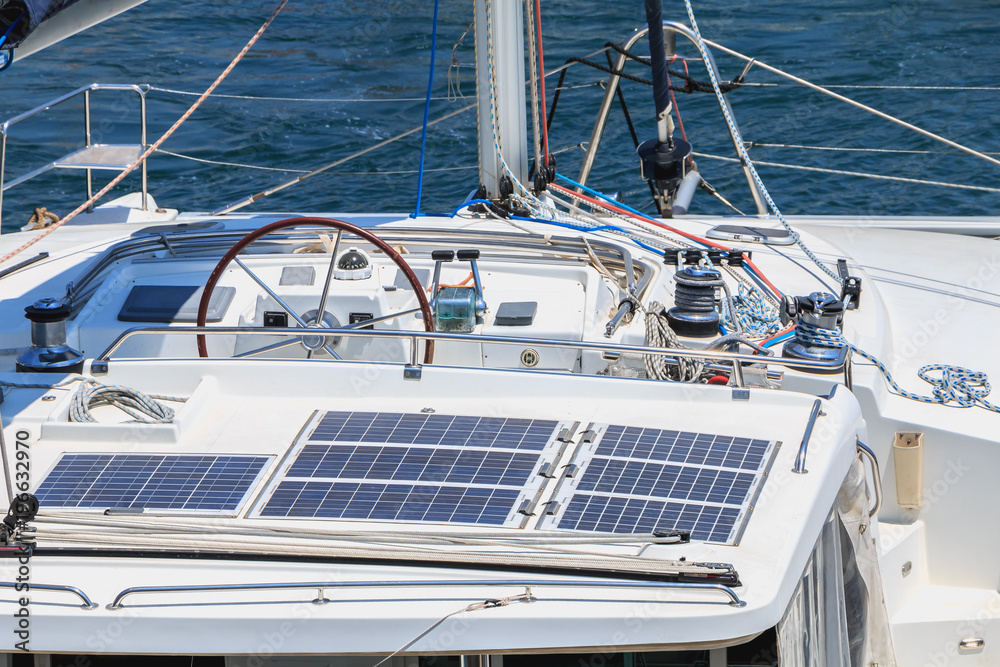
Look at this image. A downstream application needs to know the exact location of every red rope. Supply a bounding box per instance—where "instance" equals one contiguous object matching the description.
[534,0,550,164]
[548,182,728,249]
[548,182,786,299]
[0,0,290,266]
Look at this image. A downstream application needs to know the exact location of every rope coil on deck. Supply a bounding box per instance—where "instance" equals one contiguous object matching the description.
[795,322,1000,413]
[68,380,186,424]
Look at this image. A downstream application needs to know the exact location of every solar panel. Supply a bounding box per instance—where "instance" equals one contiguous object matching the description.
[259,481,520,524]
[35,454,270,512]
[543,424,777,544]
[255,411,562,526]
[287,444,539,486]
[308,411,557,451]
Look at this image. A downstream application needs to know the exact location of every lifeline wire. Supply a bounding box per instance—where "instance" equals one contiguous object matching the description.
[0,0,291,266]
[694,151,1000,195]
[704,37,1000,170]
[681,0,842,284]
[412,0,441,217]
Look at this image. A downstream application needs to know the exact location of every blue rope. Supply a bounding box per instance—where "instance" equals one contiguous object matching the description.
[411,0,440,218]
[509,214,663,253]
[794,322,1000,413]
[554,172,716,245]
[0,10,27,50]
[720,283,781,336]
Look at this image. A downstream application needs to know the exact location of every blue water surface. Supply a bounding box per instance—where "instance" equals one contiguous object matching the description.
[0,0,997,232]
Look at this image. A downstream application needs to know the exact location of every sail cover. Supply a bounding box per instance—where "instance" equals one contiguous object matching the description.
[1,0,82,48]
[1,0,147,56]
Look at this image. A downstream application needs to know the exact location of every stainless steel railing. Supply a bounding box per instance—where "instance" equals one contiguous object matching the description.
[1,83,148,229]
[106,578,746,610]
[92,324,849,388]
[0,581,98,609]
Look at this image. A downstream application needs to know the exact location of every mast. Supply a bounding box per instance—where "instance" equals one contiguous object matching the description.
[473,0,529,200]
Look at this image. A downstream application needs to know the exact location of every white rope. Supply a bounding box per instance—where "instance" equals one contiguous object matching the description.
[739,82,1000,92]
[68,380,186,423]
[645,302,702,382]
[681,0,843,285]
[693,151,1000,194]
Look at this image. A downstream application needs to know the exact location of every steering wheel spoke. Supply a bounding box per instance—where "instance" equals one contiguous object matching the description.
[196,217,434,363]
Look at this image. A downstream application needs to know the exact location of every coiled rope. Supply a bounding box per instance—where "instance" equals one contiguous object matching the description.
[645,302,702,382]
[720,283,782,337]
[68,380,186,424]
[794,322,1000,413]
[0,377,185,422]
[0,0,290,266]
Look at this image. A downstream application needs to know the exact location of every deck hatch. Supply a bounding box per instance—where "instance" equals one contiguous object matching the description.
[35,454,270,512]
[540,424,779,544]
[255,411,563,526]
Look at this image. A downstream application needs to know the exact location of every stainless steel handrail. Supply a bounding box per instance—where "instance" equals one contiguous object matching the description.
[92,324,847,387]
[792,398,824,474]
[106,578,746,610]
[1,83,148,228]
[856,440,882,518]
[0,581,98,610]
[577,23,767,215]
[64,226,648,308]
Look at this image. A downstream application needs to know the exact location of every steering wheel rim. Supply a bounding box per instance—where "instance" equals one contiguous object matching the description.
[196,216,434,363]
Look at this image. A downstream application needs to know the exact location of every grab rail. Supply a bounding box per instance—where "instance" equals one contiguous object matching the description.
[856,440,882,518]
[106,578,746,610]
[792,398,824,474]
[92,324,850,387]
[0,581,98,609]
[1,83,148,229]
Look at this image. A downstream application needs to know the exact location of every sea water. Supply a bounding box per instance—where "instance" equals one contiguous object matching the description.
[0,0,997,232]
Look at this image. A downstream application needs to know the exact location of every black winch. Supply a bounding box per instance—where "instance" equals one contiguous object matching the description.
[666,266,723,337]
[15,298,84,374]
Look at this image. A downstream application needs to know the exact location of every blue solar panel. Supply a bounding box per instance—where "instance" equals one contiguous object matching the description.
[550,424,776,543]
[287,444,539,486]
[36,454,269,512]
[256,411,560,526]
[309,411,557,451]
[260,481,519,524]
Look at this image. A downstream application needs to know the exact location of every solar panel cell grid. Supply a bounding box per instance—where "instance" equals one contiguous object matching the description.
[308,411,557,451]
[555,423,775,543]
[35,454,269,512]
[257,411,560,526]
[259,480,519,525]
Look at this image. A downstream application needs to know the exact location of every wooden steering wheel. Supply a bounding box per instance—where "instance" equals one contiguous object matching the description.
[196,217,434,363]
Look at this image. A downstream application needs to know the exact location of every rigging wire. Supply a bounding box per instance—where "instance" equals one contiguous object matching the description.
[146,86,454,103]
[704,37,1000,170]
[412,0,441,217]
[693,151,1000,194]
[746,142,1000,157]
